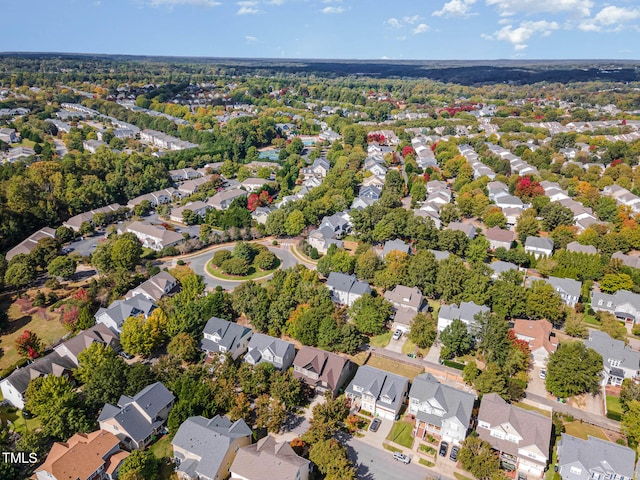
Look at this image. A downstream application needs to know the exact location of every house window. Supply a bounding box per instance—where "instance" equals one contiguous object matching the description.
[607,301,612,307]
[609,359,621,367]
[598,299,603,306]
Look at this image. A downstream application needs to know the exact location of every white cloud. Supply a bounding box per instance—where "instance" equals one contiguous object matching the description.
[385,17,402,28]
[412,23,430,34]
[322,6,344,13]
[237,1,262,14]
[432,0,476,18]
[484,20,559,50]
[146,0,220,6]
[486,0,592,17]
[403,15,423,24]
[245,35,258,43]
[579,6,640,32]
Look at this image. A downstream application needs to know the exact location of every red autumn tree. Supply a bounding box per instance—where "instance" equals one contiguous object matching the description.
[514,176,544,202]
[63,306,80,330]
[15,330,43,360]
[367,133,385,144]
[402,146,415,158]
[508,330,531,356]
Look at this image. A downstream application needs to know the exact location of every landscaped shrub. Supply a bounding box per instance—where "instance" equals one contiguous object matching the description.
[211,250,233,267]
[221,257,251,276]
[255,251,277,270]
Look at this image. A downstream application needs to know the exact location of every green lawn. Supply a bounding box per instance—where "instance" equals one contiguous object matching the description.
[545,449,558,480]
[364,355,424,380]
[0,405,42,435]
[149,434,177,480]
[419,458,435,467]
[386,420,414,449]
[584,315,600,326]
[427,299,440,318]
[514,402,552,418]
[0,295,70,371]
[382,443,402,453]
[606,395,623,421]
[206,258,280,280]
[564,420,608,441]
[401,338,429,357]
[370,331,392,348]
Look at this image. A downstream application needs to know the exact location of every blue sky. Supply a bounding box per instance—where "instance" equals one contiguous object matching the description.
[1,0,639,60]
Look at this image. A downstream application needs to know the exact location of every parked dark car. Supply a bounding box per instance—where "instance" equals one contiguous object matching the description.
[450,445,459,461]
[369,418,381,432]
[118,350,133,360]
[439,441,448,457]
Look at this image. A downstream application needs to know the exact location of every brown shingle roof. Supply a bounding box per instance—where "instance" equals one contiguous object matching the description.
[513,319,558,355]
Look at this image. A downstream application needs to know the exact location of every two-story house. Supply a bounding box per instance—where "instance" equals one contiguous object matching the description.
[408,373,475,445]
[591,289,640,324]
[545,276,582,307]
[244,333,296,371]
[477,393,552,477]
[95,294,156,334]
[98,382,175,450]
[384,285,426,332]
[556,434,635,480]
[292,346,356,396]
[34,430,129,480]
[584,330,640,386]
[524,236,554,259]
[326,272,372,307]
[53,323,121,367]
[345,365,409,420]
[486,227,515,251]
[230,435,311,480]
[173,415,252,480]
[512,320,558,367]
[437,301,490,333]
[125,271,177,302]
[200,317,253,361]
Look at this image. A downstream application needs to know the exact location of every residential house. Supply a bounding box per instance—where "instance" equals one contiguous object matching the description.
[230,435,311,480]
[98,382,175,450]
[345,365,409,420]
[8,146,35,162]
[384,285,426,332]
[437,301,490,333]
[301,158,330,179]
[178,177,209,197]
[251,206,271,225]
[126,188,177,209]
[350,196,377,211]
[170,168,202,182]
[83,139,107,154]
[545,276,581,307]
[408,373,475,444]
[485,227,514,251]
[612,251,640,270]
[172,415,252,480]
[54,323,121,367]
[0,127,19,143]
[477,393,552,477]
[446,222,476,240]
[244,333,296,371]
[494,194,525,210]
[6,227,56,261]
[200,317,252,361]
[307,226,344,255]
[63,203,124,232]
[556,434,635,480]
[120,221,184,251]
[584,330,640,386]
[326,272,372,307]
[512,320,558,367]
[566,242,597,255]
[303,176,322,189]
[319,212,351,236]
[381,239,411,258]
[241,177,269,192]
[292,346,356,396]
[0,352,76,409]
[429,249,451,261]
[359,185,382,201]
[125,271,177,302]
[34,430,128,480]
[489,261,518,280]
[207,189,248,210]
[524,236,554,258]
[591,289,640,324]
[170,201,209,223]
[95,294,155,334]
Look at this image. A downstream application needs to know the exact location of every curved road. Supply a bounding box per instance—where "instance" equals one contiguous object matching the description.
[161,238,316,291]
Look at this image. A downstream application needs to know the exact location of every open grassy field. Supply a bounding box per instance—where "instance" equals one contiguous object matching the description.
[513,402,552,418]
[0,294,69,371]
[364,355,424,380]
[370,331,392,348]
[386,420,414,449]
[563,420,608,440]
[606,395,623,421]
[0,404,42,435]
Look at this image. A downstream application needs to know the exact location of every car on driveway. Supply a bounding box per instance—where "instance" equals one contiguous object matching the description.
[392,329,402,340]
[369,418,381,432]
[439,441,448,457]
[393,452,410,464]
[450,445,459,461]
[517,473,527,480]
[539,369,547,379]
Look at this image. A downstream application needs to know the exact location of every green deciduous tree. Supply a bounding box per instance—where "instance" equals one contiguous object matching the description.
[546,341,603,398]
[458,434,501,479]
[409,312,437,349]
[440,319,472,359]
[285,209,306,236]
[47,255,77,280]
[349,294,392,336]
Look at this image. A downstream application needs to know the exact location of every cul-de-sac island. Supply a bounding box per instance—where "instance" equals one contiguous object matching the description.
[1,54,640,480]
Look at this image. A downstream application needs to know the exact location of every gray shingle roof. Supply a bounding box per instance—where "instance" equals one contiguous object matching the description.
[585,330,640,371]
[230,436,310,480]
[246,333,295,369]
[326,272,371,296]
[438,301,489,324]
[525,236,554,251]
[382,240,411,256]
[489,261,518,276]
[201,317,252,353]
[566,241,598,255]
[1,351,76,397]
[95,294,156,330]
[558,434,635,480]
[591,290,640,319]
[345,365,409,414]
[546,276,582,299]
[173,415,252,480]
[409,373,474,430]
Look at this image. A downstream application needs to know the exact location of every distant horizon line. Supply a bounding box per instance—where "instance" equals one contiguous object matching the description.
[1,51,640,64]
